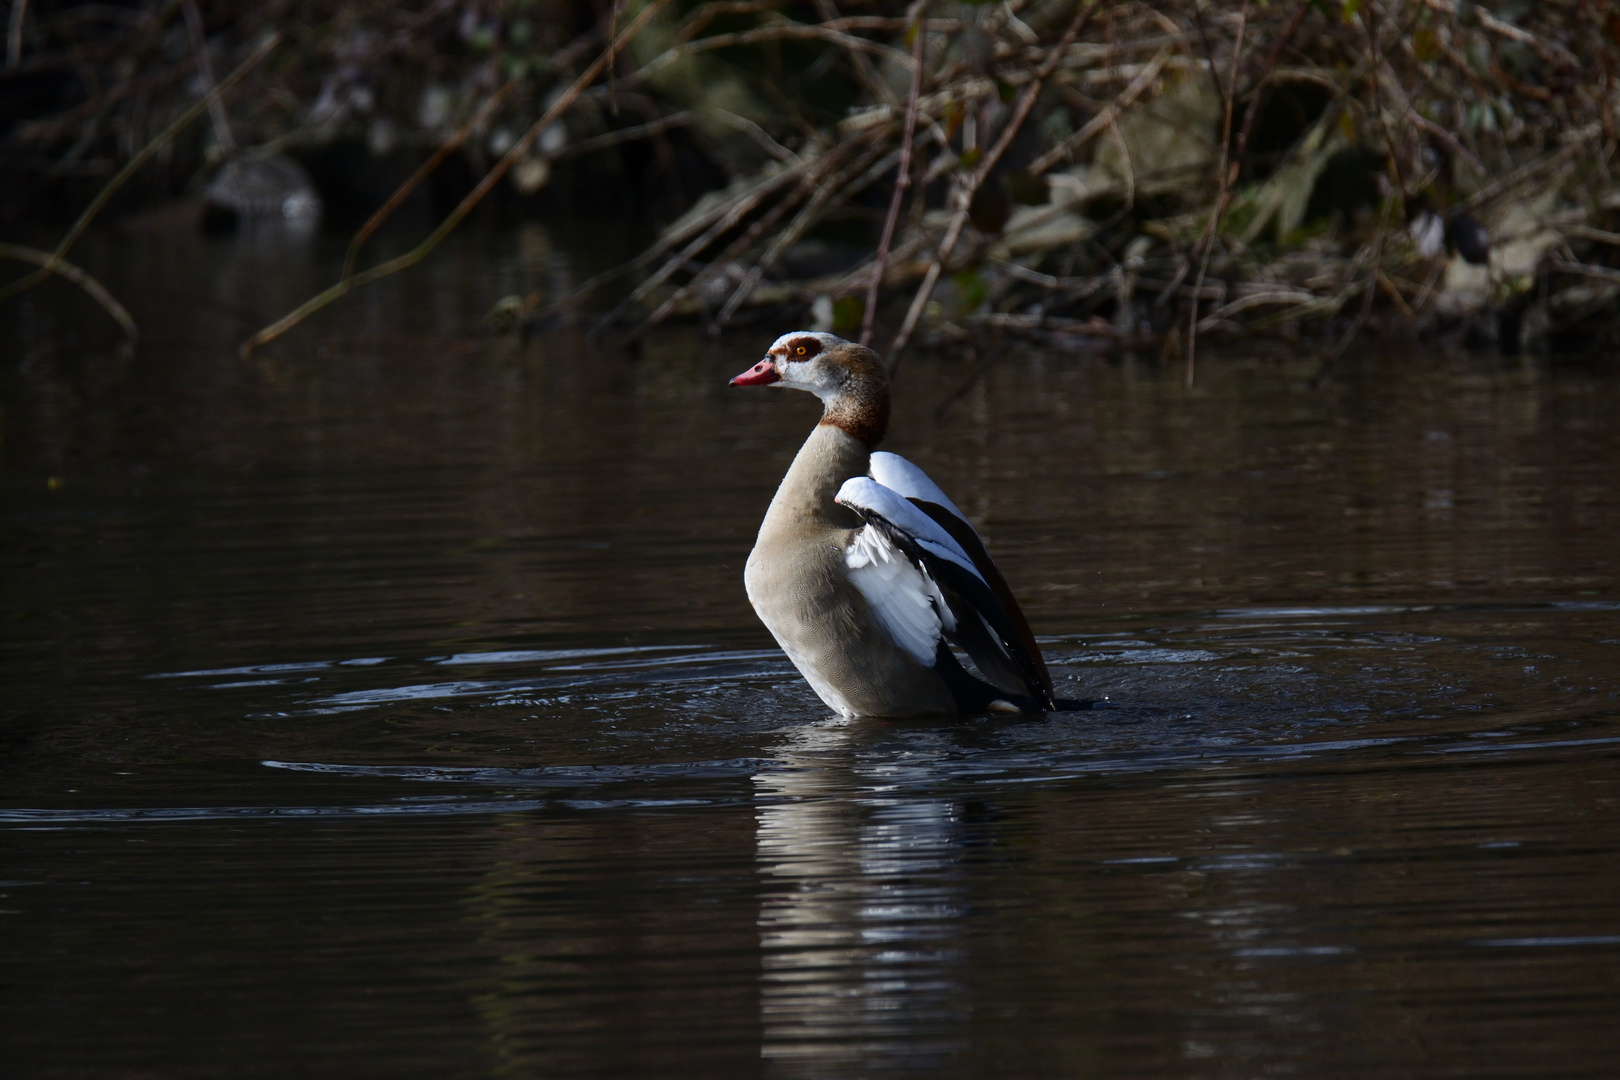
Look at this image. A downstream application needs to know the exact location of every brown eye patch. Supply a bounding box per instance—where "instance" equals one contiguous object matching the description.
[791,337,822,359]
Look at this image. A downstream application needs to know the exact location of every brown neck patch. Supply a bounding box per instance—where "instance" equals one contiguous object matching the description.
[817,343,891,448]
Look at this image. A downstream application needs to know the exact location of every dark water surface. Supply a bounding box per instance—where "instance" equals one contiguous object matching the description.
[4,222,1619,1077]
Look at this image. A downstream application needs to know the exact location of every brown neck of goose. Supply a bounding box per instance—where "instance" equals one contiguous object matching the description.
[818,344,890,448]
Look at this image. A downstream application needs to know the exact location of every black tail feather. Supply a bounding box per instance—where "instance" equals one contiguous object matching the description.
[934,645,1072,714]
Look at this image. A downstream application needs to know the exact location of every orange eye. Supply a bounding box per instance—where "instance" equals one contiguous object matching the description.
[796,346,806,355]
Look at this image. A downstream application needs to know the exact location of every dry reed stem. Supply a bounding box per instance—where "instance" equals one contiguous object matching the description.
[634,184,814,332]
[553,111,695,159]
[342,75,522,283]
[710,109,802,163]
[861,0,927,347]
[1359,5,1407,202]
[1185,1,1248,387]
[715,140,894,329]
[628,22,916,87]
[6,0,25,69]
[677,0,788,43]
[0,242,138,343]
[814,0,899,107]
[1548,260,1620,285]
[1451,133,1593,218]
[180,0,235,153]
[600,163,810,325]
[632,137,881,334]
[1231,0,1308,180]
[1026,46,1169,176]
[526,162,806,324]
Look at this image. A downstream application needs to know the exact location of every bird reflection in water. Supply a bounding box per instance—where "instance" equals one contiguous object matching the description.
[754,719,971,1074]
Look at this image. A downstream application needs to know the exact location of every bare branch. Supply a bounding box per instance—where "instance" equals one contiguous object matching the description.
[862,0,927,347]
[0,242,138,343]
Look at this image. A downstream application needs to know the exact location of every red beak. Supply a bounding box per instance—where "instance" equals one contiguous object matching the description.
[730,358,780,386]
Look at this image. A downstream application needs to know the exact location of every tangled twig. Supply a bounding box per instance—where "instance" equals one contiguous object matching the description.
[240,0,676,357]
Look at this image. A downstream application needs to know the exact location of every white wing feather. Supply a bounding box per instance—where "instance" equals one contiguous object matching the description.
[844,524,953,666]
[834,477,986,584]
[868,451,969,522]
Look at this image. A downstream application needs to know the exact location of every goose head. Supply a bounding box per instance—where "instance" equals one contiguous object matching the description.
[730,331,890,447]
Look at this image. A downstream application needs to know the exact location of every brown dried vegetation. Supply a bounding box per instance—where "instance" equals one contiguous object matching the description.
[3,0,1617,357]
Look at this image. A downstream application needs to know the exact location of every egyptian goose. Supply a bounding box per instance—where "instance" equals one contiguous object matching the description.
[731,331,1058,717]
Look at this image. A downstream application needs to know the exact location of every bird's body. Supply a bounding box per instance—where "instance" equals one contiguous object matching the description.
[744,422,960,717]
[732,331,1057,718]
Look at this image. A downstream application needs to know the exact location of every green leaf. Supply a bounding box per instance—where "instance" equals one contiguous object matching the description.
[831,296,864,334]
[953,267,988,314]
[1413,27,1440,62]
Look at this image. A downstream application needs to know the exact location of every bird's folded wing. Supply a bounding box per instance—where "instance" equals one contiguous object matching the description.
[842,523,951,667]
[836,476,1052,706]
[868,454,1053,705]
[836,478,985,581]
